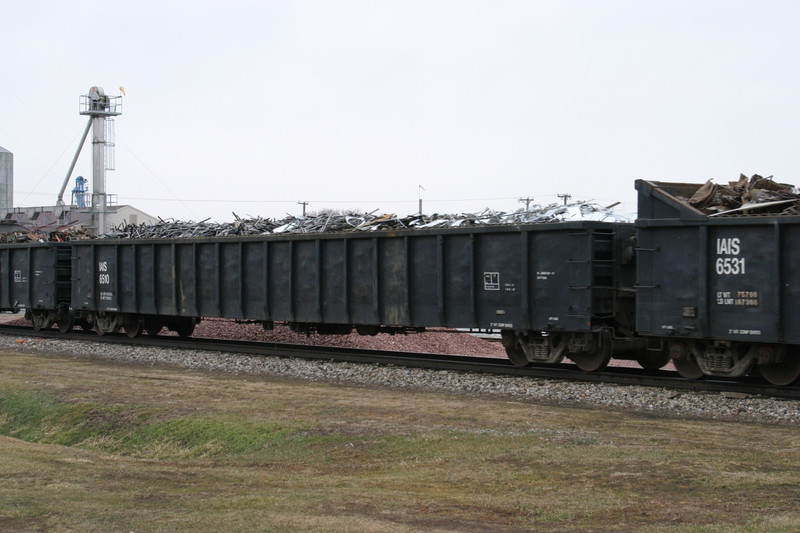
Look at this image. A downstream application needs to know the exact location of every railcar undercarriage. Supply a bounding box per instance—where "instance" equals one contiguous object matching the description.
[668,339,800,386]
[500,328,661,372]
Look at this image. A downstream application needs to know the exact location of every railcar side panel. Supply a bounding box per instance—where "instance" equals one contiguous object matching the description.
[220,241,243,319]
[379,237,410,325]
[443,234,473,326]
[294,239,320,323]
[177,243,198,316]
[320,239,347,323]
[635,226,706,337]
[196,243,217,317]
[708,224,778,342]
[118,244,136,313]
[636,180,800,346]
[268,241,292,320]
[136,244,158,315]
[0,247,27,310]
[528,229,594,332]
[0,245,60,311]
[242,241,266,319]
[476,232,521,330]
[97,244,120,312]
[68,221,631,335]
[781,224,800,343]
[157,243,172,315]
[347,238,377,325]
[407,235,439,326]
[72,245,93,311]
[31,247,56,310]
[637,219,800,345]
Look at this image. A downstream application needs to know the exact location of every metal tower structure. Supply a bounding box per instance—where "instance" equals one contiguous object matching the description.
[57,86,122,235]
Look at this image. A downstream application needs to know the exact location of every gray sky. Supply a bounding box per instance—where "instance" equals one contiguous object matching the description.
[2,0,798,222]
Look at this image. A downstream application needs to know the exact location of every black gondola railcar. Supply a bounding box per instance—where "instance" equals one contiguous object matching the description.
[68,221,646,371]
[636,180,800,385]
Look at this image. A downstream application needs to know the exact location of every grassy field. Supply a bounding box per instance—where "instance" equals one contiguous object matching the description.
[0,349,798,532]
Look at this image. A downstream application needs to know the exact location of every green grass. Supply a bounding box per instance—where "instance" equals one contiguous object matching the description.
[0,389,105,445]
[0,388,300,459]
[120,416,297,458]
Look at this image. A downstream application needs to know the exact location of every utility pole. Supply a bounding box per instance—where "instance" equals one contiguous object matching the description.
[298,201,309,217]
[557,193,572,206]
[518,197,534,212]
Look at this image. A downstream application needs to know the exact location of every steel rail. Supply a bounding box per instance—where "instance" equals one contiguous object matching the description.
[1,324,798,400]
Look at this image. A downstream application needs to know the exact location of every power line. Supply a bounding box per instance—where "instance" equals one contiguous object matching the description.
[116,135,199,220]
[0,76,65,149]
[78,195,534,204]
[17,125,86,206]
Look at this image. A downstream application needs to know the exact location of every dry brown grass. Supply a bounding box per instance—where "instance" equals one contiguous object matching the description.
[0,349,798,532]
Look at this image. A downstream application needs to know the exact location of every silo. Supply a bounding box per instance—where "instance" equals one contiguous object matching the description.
[0,146,12,209]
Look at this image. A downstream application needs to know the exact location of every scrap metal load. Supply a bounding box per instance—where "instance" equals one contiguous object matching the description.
[0,226,94,244]
[685,174,799,216]
[106,201,631,240]
[0,201,626,242]
[5,173,797,243]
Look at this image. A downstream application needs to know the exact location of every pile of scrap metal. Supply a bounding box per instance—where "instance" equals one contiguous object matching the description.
[107,201,631,240]
[687,174,799,216]
[0,226,95,243]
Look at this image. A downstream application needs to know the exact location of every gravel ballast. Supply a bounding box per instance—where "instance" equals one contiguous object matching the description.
[1,332,798,427]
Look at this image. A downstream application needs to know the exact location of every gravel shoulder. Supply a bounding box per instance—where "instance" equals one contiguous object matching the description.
[1,331,797,427]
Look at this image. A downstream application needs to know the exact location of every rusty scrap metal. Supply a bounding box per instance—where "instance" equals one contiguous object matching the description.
[0,225,94,243]
[686,174,799,216]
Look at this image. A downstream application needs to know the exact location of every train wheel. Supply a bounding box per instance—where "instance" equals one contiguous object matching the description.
[31,311,53,331]
[122,315,143,338]
[636,349,670,371]
[758,353,800,386]
[505,346,530,367]
[569,331,611,372]
[57,313,74,334]
[570,349,611,372]
[673,356,704,380]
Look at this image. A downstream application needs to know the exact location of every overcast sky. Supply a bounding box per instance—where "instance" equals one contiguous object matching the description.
[1,0,798,222]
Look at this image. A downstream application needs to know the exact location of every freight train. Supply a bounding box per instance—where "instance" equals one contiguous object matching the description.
[2,179,799,387]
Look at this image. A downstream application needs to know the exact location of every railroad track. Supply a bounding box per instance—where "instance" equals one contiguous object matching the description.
[1,324,798,400]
